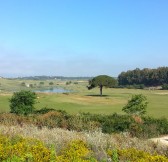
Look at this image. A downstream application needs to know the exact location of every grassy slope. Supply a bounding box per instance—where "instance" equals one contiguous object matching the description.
[0,78,168,118]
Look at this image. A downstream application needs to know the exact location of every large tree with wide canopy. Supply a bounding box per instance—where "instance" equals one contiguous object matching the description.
[88,75,117,96]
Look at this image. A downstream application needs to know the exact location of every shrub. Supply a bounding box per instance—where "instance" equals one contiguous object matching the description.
[34,107,56,114]
[49,82,54,85]
[107,148,168,162]
[0,134,56,161]
[143,116,168,135]
[156,117,168,134]
[56,140,97,162]
[9,90,37,115]
[20,82,26,86]
[29,84,34,88]
[0,113,33,126]
[102,114,133,134]
[66,81,72,85]
[122,94,148,116]
[67,115,85,131]
[36,111,68,129]
[162,84,168,90]
[39,81,44,85]
[0,134,98,162]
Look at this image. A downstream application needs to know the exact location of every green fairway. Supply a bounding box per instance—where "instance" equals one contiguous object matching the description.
[0,78,168,118]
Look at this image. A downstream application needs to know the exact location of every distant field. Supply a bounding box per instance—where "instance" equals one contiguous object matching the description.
[0,78,168,118]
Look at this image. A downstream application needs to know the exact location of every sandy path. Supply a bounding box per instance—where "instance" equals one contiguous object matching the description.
[152,136,168,146]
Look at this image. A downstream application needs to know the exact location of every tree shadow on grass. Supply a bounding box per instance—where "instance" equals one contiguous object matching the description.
[86,94,109,97]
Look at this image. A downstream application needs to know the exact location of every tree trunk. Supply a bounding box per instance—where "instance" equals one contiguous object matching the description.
[100,85,103,96]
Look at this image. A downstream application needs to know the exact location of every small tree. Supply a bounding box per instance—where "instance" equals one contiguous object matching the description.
[87,75,117,96]
[66,81,71,85]
[122,94,148,116]
[20,82,26,86]
[49,82,54,85]
[9,90,37,115]
[39,81,44,85]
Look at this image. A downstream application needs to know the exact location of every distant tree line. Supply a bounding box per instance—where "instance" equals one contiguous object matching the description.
[16,76,92,80]
[118,67,168,87]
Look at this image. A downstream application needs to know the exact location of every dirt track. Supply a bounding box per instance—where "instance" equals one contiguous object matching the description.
[152,136,168,146]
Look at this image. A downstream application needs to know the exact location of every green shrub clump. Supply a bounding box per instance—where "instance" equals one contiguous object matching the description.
[9,90,37,115]
[162,84,168,90]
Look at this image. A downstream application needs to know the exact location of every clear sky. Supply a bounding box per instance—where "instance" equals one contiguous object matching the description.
[0,0,168,77]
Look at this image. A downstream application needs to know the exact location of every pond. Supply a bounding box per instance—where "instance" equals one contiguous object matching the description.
[35,87,71,93]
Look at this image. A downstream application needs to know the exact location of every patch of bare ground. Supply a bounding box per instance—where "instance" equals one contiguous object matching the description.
[77,80,88,83]
[155,92,168,95]
[151,135,168,146]
[65,94,126,105]
[0,93,11,96]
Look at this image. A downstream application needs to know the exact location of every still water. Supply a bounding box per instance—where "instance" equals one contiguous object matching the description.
[35,88,71,93]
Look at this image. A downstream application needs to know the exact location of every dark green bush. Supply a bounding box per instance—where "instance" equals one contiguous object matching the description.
[102,114,133,134]
[49,82,54,85]
[156,118,168,134]
[143,116,168,135]
[39,82,44,85]
[122,94,148,116]
[162,84,168,90]
[10,90,37,115]
[34,107,56,114]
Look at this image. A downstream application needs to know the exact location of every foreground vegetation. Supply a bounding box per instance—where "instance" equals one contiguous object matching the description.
[0,123,168,162]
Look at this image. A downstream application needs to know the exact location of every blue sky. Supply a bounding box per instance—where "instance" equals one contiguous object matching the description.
[0,0,168,77]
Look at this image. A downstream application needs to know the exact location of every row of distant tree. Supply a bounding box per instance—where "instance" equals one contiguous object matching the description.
[16,76,92,80]
[118,67,168,86]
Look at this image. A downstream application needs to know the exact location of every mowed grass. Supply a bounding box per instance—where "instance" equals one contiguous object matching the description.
[0,78,168,118]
